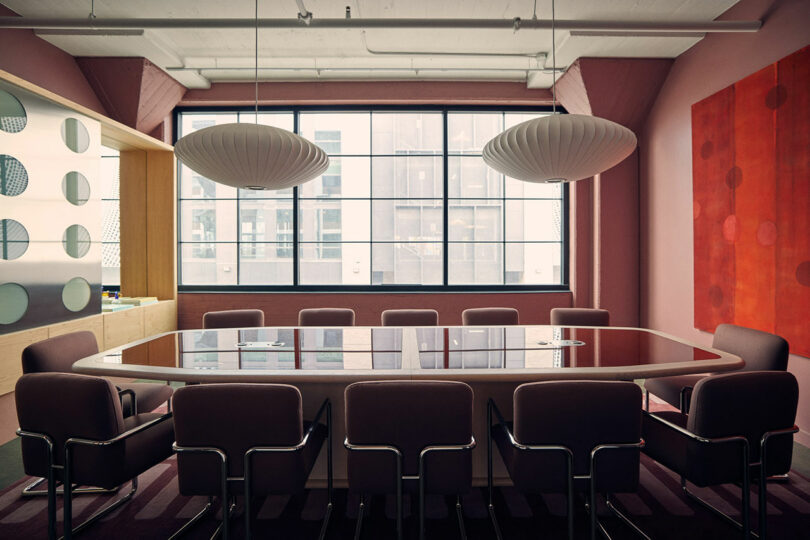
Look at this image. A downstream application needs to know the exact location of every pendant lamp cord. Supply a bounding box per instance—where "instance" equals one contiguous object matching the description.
[551,0,556,114]
[255,0,259,122]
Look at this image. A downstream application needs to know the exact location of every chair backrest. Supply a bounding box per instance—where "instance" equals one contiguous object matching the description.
[15,373,124,475]
[172,383,306,495]
[687,371,797,478]
[202,309,265,329]
[345,380,473,494]
[21,331,99,374]
[381,309,439,326]
[712,324,789,371]
[512,380,641,492]
[549,307,610,327]
[462,307,519,326]
[298,308,355,326]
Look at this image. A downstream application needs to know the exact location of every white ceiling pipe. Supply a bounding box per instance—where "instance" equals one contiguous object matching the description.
[0,17,761,33]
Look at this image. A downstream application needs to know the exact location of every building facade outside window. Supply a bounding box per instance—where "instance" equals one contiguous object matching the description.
[176,108,566,290]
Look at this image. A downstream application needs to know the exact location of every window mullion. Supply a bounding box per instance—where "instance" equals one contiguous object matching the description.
[442,111,449,286]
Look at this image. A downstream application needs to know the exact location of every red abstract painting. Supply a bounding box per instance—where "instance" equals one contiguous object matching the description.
[692,45,810,357]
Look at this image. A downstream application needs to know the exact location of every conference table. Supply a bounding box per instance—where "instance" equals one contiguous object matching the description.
[73,325,743,486]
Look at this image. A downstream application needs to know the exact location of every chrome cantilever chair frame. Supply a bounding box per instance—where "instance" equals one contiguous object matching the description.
[170,399,333,540]
[17,411,173,540]
[20,388,137,499]
[643,410,798,539]
[488,399,647,540]
[344,437,476,540]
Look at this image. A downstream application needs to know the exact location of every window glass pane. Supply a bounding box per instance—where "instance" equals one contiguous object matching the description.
[448,156,501,198]
[372,156,442,198]
[239,243,293,285]
[505,242,562,285]
[299,243,371,285]
[180,200,237,242]
[448,200,502,241]
[448,243,503,284]
[298,157,370,199]
[372,113,442,154]
[299,200,369,242]
[504,178,562,199]
[448,113,502,154]
[239,199,293,244]
[100,149,120,287]
[372,200,442,242]
[181,243,238,285]
[505,200,562,242]
[372,243,442,285]
[250,112,295,131]
[180,166,238,199]
[504,112,550,129]
[299,113,370,155]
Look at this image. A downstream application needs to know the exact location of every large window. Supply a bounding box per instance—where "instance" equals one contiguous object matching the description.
[177,109,566,289]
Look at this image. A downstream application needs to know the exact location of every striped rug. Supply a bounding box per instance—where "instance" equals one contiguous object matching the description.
[0,453,808,539]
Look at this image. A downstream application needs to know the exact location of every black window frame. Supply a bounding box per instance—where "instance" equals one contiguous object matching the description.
[173,104,569,293]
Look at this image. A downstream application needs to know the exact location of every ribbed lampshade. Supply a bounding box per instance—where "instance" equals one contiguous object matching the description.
[482,114,637,183]
[174,123,329,190]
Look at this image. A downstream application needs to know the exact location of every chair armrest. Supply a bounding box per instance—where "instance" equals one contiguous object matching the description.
[117,388,137,415]
[420,437,476,458]
[643,410,748,447]
[65,412,173,449]
[488,398,573,457]
[246,398,332,457]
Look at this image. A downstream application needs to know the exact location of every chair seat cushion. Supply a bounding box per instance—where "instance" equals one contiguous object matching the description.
[118,382,173,415]
[644,375,706,409]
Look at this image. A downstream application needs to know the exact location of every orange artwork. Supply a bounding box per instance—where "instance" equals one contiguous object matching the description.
[692,45,810,357]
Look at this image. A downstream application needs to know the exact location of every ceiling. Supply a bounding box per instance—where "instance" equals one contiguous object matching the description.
[2,0,743,90]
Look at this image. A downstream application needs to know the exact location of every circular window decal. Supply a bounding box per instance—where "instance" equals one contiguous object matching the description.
[62,277,91,312]
[0,218,29,260]
[0,282,29,324]
[0,155,28,196]
[62,224,91,258]
[60,117,90,153]
[0,89,27,133]
[62,171,91,205]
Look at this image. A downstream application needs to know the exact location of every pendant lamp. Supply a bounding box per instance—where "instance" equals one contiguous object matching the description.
[482,0,636,183]
[174,1,328,190]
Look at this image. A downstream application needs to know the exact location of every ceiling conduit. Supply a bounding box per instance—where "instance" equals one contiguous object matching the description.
[0,17,761,33]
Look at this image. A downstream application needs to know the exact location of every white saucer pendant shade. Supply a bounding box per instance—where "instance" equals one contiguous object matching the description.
[482,114,637,183]
[174,123,330,190]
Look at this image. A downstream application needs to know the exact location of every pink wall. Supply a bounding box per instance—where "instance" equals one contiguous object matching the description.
[640,0,810,444]
[178,291,572,330]
[0,6,106,115]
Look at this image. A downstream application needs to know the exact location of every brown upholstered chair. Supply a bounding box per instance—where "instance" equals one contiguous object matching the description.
[461,307,519,326]
[642,371,798,539]
[172,383,331,540]
[15,373,174,540]
[644,324,789,412]
[344,380,475,540]
[22,331,173,418]
[202,309,265,329]
[298,307,356,326]
[489,381,644,540]
[549,307,610,327]
[381,309,439,327]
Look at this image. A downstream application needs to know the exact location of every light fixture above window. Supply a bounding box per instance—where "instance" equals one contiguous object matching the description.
[483,0,637,183]
[173,0,328,190]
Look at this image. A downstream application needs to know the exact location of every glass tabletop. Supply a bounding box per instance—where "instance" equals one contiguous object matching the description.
[94,326,720,373]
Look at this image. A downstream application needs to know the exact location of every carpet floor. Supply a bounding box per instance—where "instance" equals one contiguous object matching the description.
[0,453,808,539]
